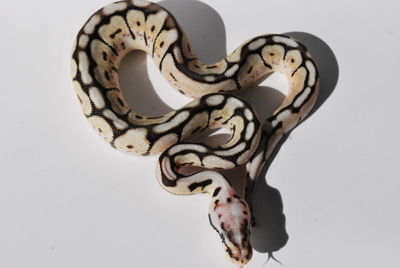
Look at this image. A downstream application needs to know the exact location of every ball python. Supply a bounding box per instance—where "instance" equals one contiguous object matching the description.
[71,0,319,266]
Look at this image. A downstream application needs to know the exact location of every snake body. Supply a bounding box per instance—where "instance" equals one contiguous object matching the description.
[71,0,319,265]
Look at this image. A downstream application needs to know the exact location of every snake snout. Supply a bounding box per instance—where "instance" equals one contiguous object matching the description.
[208,195,253,264]
[223,238,253,265]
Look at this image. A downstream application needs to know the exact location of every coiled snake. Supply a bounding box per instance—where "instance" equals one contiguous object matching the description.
[71,0,319,266]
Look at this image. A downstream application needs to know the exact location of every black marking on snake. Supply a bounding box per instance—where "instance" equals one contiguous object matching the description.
[247,66,253,74]
[283,47,289,59]
[213,187,222,197]
[111,66,118,72]
[151,25,155,32]
[123,16,136,40]
[121,42,126,50]
[208,213,218,230]
[208,213,225,245]
[233,75,241,90]
[188,179,212,192]
[292,85,316,114]
[221,109,240,125]
[292,105,301,114]
[144,32,148,47]
[181,161,194,166]
[135,114,143,119]
[291,64,303,77]
[160,169,178,187]
[126,145,134,149]
[170,72,177,81]
[109,29,122,38]
[147,115,164,119]
[158,44,175,71]
[102,52,107,61]
[104,71,110,81]
[98,37,119,56]
[240,220,249,245]
[178,89,185,95]
[206,65,218,69]
[233,194,241,199]
[191,126,202,135]
[152,24,168,57]
[260,54,273,69]
[117,97,124,107]
[159,41,164,48]
[221,222,226,231]
[224,242,234,259]
[214,116,223,121]
[227,197,232,203]
[194,64,200,68]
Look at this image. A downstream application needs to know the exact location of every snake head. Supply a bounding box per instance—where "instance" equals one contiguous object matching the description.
[208,194,253,265]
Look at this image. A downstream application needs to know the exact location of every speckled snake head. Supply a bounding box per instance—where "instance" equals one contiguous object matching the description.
[208,194,253,265]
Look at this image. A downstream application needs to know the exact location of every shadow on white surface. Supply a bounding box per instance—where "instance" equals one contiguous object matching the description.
[248,32,340,255]
[119,50,174,116]
[158,0,227,63]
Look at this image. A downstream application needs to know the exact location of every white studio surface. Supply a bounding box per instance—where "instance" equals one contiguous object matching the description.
[0,0,399,267]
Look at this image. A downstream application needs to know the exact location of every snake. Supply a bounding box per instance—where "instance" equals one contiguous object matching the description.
[71,0,319,266]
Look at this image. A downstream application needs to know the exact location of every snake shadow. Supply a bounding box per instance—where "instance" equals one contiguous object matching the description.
[246,32,339,256]
[119,0,340,260]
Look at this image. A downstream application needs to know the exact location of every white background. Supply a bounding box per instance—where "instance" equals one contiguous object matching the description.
[1,0,399,267]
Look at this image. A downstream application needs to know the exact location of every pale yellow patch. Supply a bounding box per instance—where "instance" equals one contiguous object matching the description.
[88,115,114,143]
[106,90,130,115]
[114,128,150,155]
[73,81,92,115]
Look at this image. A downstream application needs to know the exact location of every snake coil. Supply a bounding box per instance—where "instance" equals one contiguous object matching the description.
[71,0,319,265]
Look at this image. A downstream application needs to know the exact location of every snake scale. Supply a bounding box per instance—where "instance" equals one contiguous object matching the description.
[71,0,319,266]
